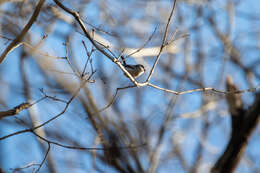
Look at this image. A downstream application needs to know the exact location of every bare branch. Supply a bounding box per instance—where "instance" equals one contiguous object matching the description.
[146,0,177,82]
[0,97,46,120]
[98,85,136,112]
[35,143,50,173]
[0,102,31,119]
[0,80,87,141]
[0,0,45,64]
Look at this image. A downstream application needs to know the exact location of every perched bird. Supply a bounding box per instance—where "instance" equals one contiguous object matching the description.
[121,56,145,78]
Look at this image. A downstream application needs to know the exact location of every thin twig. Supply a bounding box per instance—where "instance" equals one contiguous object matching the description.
[146,0,177,82]
[126,25,158,58]
[148,82,260,95]
[10,162,39,172]
[34,132,108,150]
[98,85,136,112]
[82,40,94,76]
[40,89,68,103]
[64,41,80,77]
[35,143,51,173]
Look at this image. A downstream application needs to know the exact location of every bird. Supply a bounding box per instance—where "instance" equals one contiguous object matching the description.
[121,56,145,78]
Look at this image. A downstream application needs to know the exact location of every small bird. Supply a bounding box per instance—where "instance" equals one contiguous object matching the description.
[121,56,145,78]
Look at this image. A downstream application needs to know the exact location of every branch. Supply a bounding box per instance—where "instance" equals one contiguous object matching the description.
[146,0,177,82]
[0,0,45,64]
[35,143,50,173]
[0,97,46,120]
[0,103,31,119]
[98,85,135,112]
[99,82,260,112]
[211,92,260,173]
